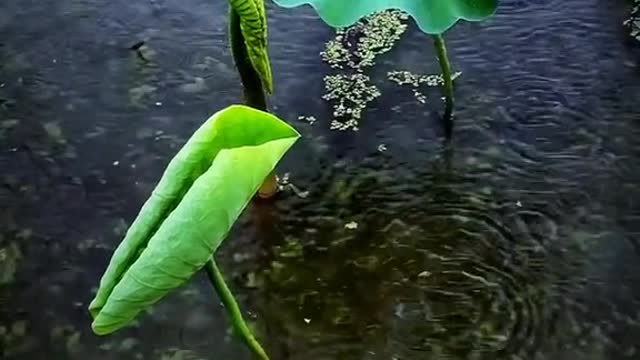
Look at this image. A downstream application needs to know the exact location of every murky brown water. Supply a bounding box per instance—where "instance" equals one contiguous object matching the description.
[1,0,640,359]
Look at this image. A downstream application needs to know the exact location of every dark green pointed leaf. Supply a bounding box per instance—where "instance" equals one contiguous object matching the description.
[230,0,274,93]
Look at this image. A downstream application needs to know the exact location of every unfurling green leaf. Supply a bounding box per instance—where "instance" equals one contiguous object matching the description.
[88,105,300,335]
[272,0,499,34]
[230,0,274,93]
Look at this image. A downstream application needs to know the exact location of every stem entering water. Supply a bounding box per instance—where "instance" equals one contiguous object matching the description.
[229,6,278,197]
[432,34,454,138]
[205,259,270,360]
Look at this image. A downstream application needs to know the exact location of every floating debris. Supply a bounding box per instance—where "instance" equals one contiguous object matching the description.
[344,221,358,230]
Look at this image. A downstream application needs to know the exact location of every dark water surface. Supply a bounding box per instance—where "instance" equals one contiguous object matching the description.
[1,0,640,359]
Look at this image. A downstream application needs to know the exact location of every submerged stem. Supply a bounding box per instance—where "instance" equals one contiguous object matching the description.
[205,259,270,360]
[257,170,279,198]
[432,34,454,138]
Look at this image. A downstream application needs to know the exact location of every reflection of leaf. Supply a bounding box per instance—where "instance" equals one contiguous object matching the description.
[0,242,21,285]
[43,121,66,144]
[158,348,205,360]
[230,0,273,93]
[273,0,498,34]
[275,237,304,258]
[66,332,82,355]
[128,84,157,106]
[88,105,300,335]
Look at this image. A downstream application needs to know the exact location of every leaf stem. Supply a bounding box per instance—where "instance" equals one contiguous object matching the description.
[432,34,454,138]
[205,259,270,360]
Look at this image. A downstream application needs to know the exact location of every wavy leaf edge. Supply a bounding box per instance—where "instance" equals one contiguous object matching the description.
[271,0,499,34]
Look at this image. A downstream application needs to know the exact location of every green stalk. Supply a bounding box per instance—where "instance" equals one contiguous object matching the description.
[229,5,278,197]
[432,34,454,137]
[205,259,270,360]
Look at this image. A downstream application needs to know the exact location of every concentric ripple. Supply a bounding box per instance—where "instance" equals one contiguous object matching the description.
[227,160,588,360]
[381,197,557,359]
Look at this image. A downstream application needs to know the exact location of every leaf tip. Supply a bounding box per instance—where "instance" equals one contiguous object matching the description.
[90,321,111,336]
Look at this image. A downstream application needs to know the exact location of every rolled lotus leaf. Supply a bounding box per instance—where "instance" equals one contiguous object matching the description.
[271,0,498,34]
[88,104,299,335]
[230,0,274,94]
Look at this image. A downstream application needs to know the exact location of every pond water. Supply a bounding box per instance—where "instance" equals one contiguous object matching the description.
[1,0,640,359]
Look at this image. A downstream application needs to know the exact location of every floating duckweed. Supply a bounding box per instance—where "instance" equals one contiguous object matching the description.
[388,70,463,87]
[624,1,640,41]
[320,10,408,69]
[323,73,381,131]
[320,37,351,69]
[352,10,409,68]
[317,10,409,131]
[388,70,462,104]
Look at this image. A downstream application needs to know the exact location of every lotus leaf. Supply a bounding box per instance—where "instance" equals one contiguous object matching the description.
[88,105,299,335]
[272,0,498,34]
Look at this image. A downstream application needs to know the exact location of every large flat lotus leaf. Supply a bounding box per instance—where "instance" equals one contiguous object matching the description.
[88,105,300,335]
[272,0,498,34]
